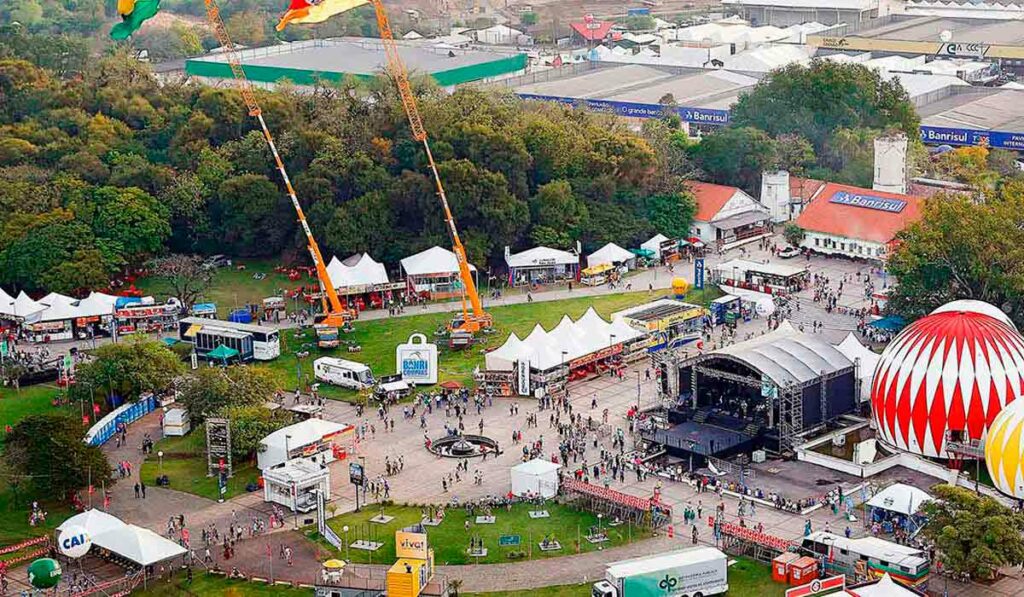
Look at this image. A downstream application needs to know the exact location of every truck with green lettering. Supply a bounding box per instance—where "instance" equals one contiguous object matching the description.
[592,547,728,597]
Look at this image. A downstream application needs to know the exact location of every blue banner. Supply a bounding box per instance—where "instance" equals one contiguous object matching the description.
[920,126,1024,151]
[694,258,705,290]
[517,93,731,125]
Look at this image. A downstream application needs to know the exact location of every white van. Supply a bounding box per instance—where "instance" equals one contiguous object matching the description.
[313,357,374,390]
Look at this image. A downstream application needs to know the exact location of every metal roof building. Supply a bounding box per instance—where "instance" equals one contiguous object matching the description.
[920,89,1024,132]
[186,38,527,88]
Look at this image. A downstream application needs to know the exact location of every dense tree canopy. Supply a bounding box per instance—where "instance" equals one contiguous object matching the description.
[0,54,694,295]
[5,414,112,499]
[73,338,185,402]
[920,485,1024,580]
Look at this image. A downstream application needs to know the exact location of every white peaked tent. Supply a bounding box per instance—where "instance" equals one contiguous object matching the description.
[505,246,578,268]
[510,458,561,498]
[91,524,187,566]
[852,572,921,596]
[0,287,15,317]
[12,291,45,320]
[57,508,127,538]
[401,246,477,277]
[484,307,645,372]
[325,253,389,289]
[836,333,881,403]
[39,292,76,307]
[641,234,670,258]
[75,293,118,318]
[36,298,82,322]
[866,483,932,517]
[587,242,635,268]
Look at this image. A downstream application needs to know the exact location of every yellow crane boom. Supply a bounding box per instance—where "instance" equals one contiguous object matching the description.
[370,0,491,335]
[202,0,353,339]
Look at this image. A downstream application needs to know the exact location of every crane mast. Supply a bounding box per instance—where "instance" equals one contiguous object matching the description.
[370,0,491,336]
[203,0,353,345]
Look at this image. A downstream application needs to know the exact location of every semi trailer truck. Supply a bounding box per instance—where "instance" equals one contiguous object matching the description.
[592,547,729,597]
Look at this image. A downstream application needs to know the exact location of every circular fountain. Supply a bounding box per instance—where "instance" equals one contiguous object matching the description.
[429,434,500,459]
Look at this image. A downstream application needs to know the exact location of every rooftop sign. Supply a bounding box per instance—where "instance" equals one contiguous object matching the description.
[828,190,906,213]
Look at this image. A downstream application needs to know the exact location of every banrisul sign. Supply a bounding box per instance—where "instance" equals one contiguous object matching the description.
[396,333,438,385]
[517,93,730,125]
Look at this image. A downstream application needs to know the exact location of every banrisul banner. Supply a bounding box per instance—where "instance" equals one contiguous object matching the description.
[920,126,1024,151]
[517,93,730,125]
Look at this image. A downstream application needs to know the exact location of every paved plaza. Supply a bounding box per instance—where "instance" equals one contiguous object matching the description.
[14,234,1020,595]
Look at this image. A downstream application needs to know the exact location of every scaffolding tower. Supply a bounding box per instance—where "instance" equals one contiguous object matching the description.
[206,417,232,478]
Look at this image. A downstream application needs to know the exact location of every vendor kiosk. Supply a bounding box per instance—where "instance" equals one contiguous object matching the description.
[710,295,741,326]
[580,263,613,286]
[263,459,330,513]
[190,303,217,319]
[115,303,179,334]
[257,419,353,470]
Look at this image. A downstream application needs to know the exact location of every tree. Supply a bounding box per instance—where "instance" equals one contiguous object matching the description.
[210,174,292,256]
[623,15,655,31]
[529,180,589,241]
[731,60,919,151]
[783,223,805,247]
[74,338,184,403]
[220,405,291,459]
[920,485,1024,580]
[690,127,778,195]
[520,12,538,26]
[147,255,214,309]
[886,191,1024,327]
[645,192,696,239]
[4,414,112,499]
[178,366,280,424]
[225,11,267,46]
[92,186,172,261]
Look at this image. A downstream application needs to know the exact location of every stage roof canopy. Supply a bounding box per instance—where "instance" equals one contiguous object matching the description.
[713,321,854,387]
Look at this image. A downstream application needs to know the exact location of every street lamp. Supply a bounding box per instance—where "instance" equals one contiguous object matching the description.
[343,525,350,562]
[157,451,164,476]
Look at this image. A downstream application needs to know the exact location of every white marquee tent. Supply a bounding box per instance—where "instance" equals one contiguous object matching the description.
[640,234,670,258]
[401,246,477,277]
[57,508,127,538]
[325,253,390,289]
[485,307,645,372]
[258,418,349,470]
[866,483,933,517]
[10,291,45,320]
[92,524,187,566]
[505,246,578,269]
[835,332,881,403]
[510,458,561,498]
[587,243,635,269]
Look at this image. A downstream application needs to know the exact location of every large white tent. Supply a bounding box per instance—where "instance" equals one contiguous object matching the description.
[57,508,127,538]
[92,524,187,566]
[640,234,670,258]
[484,307,645,372]
[505,246,578,269]
[835,333,881,403]
[325,253,389,289]
[400,246,477,277]
[866,483,932,516]
[75,293,118,319]
[258,418,350,470]
[510,458,561,498]
[11,291,45,320]
[587,242,635,268]
[0,288,16,318]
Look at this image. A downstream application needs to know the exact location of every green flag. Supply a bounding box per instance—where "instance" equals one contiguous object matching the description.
[110,0,161,40]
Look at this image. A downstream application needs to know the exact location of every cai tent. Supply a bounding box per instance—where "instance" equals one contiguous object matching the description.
[91,524,187,566]
[510,458,561,498]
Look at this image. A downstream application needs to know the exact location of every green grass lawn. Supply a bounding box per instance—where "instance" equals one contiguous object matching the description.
[136,571,309,596]
[135,259,298,315]
[0,383,67,439]
[138,433,261,501]
[463,558,783,597]
[262,288,720,402]
[322,503,651,565]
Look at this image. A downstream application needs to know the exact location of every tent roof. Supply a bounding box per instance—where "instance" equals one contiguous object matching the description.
[866,483,932,516]
[512,458,561,475]
[36,298,82,322]
[401,246,477,277]
[0,288,15,317]
[57,508,127,538]
[506,246,578,268]
[714,322,853,387]
[76,294,116,318]
[92,524,187,566]
[641,234,669,252]
[12,292,45,318]
[850,573,922,596]
[261,418,348,451]
[207,344,240,359]
[326,253,390,288]
[587,242,634,267]
[836,333,880,376]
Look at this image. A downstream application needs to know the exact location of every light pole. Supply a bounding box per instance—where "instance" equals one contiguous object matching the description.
[561,350,568,395]
[343,525,350,562]
[636,370,641,408]
[157,451,164,476]
[356,456,366,512]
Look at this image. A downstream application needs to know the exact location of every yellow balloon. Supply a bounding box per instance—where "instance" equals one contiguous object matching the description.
[117,0,136,16]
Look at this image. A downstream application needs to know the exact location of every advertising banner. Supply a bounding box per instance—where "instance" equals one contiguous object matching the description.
[517,358,531,396]
[517,93,730,124]
[694,258,705,290]
[395,530,429,560]
[396,333,438,385]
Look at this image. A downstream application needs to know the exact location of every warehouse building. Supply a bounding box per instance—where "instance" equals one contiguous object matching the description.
[186,38,527,89]
[722,0,893,26]
[919,88,1024,149]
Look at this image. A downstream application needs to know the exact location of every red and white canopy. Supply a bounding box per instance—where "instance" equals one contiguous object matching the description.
[871,300,1024,457]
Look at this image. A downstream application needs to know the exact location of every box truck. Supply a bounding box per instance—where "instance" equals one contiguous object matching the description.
[592,547,728,597]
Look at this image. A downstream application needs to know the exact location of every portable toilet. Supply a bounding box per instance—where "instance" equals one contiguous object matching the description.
[788,556,819,585]
[772,552,799,583]
[228,308,252,324]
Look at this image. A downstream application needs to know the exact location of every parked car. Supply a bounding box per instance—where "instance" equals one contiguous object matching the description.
[779,246,802,259]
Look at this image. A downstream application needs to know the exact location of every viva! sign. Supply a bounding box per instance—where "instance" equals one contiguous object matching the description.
[785,575,845,597]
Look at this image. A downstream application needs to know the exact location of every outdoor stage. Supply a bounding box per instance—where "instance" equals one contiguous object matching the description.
[645,418,755,460]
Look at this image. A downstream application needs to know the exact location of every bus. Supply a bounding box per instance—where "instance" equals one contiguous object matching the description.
[178,317,281,361]
[801,531,930,591]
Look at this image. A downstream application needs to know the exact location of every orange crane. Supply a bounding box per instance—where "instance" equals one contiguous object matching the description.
[202,0,355,348]
[368,0,492,345]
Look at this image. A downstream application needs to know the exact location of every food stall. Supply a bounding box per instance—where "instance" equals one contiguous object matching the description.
[714,259,809,294]
[115,303,179,334]
[257,419,354,471]
[262,458,331,513]
[710,295,741,326]
[580,263,614,286]
[190,303,217,319]
[612,299,708,352]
